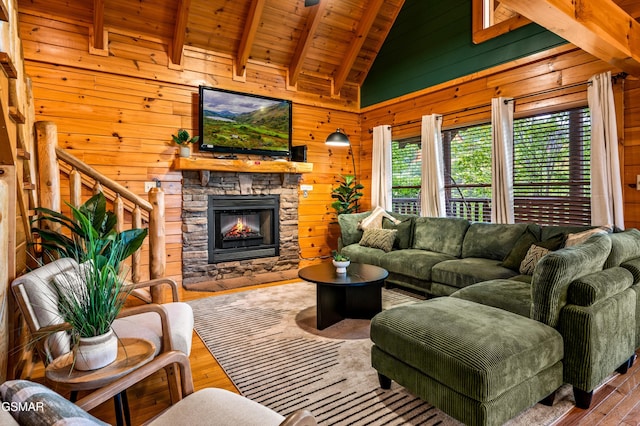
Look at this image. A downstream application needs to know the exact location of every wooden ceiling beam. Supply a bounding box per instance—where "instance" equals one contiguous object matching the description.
[91,0,105,51]
[236,0,267,77]
[500,0,640,76]
[333,0,385,95]
[170,0,191,65]
[289,1,327,87]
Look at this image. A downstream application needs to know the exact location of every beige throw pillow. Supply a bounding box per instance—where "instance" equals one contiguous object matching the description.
[564,225,612,247]
[519,244,550,275]
[358,206,400,230]
[359,228,397,252]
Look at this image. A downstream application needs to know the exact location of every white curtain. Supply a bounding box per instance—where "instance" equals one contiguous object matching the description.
[371,125,393,210]
[491,97,515,224]
[420,114,446,217]
[588,71,624,229]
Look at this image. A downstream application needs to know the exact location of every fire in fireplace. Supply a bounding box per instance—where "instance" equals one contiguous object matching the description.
[208,195,279,263]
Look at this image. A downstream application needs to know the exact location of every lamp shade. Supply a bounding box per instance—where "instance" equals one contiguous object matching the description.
[325,129,350,146]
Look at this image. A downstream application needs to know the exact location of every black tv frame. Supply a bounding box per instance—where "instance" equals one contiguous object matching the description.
[198,86,292,158]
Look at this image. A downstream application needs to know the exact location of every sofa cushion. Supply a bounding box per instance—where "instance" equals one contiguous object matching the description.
[359,206,400,230]
[341,243,386,266]
[461,222,528,261]
[338,211,371,246]
[540,225,594,241]
[359,228,397,252]
[605,228,640,268]
[383,216,414,250]
[451,279,533,318]
[413,217,469,257]
[379,249,456,282]
[431,258,518,289]
[531,233,612,327]
[500,226,540,271]
[565,225,611,247]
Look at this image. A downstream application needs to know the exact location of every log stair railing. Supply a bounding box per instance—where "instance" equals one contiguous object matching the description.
[35,121,166,303]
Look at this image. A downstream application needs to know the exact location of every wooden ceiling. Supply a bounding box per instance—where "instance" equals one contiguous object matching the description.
[16,0,405,95]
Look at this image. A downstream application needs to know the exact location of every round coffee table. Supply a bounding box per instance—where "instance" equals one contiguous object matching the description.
[298,262,389,330]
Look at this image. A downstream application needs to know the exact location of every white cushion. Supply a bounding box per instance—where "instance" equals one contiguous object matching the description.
[149,388,284,426]
[112,302,194,356]
[358,206,400,230]
[565,226,612,247]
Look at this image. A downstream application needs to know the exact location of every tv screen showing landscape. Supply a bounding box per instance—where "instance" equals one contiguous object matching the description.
[199,86,292,157]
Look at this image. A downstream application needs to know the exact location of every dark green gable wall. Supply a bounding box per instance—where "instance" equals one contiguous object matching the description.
[361,0,567,107]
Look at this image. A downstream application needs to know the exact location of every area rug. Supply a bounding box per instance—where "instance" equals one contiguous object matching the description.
[189,282,575,425]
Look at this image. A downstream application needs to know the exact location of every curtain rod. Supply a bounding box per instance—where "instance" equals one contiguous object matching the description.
[367,73,626,134]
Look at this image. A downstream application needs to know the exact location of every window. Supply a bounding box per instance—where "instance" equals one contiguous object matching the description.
[390,107,591,226]
[512,107,591,225]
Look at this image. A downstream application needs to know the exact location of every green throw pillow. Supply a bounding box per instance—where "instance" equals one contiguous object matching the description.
[359,228,397,252]
[537,233,565,250]
[501,227,539,272]
[383,217,414,249]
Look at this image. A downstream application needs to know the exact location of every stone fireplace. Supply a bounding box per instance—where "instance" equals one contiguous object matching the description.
[181,171,300,287]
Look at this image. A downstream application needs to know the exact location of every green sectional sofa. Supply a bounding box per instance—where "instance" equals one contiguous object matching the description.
[338,211,640,412]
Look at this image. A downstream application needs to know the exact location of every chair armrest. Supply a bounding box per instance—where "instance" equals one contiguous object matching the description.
[621,257,640,284]
[75,351,193,412]
[568,267,633,306]
[117,304,173,353]
[128,278,180,302]
[280,410,317,426]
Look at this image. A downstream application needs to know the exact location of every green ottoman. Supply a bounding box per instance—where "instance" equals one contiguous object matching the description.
[371,297,564,426]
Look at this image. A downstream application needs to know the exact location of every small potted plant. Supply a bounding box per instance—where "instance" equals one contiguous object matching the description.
[332,250,351,274]
[172,129,200,158]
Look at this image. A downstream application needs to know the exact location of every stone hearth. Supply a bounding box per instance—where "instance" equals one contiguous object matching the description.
[181,171,300,288]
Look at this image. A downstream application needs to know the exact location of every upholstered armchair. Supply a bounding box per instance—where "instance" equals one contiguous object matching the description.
[11,257,194,401]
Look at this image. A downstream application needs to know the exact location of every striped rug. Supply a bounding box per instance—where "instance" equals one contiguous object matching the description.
[189,282,574,426]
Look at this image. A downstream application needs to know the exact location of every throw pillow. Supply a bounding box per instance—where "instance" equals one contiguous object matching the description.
[536,233,566,251]
[383,217,414,249]
[519,244,551,275]
[565,225,612,247]
[359,228,397,252]
[358,206,401,230]
[500,228,539,271]
[0,380,108,425]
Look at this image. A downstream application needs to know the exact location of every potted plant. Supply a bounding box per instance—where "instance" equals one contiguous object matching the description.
[172,129,199,158]
[32,193,148,370]
[332,250,351,274]
[331,174,364,216]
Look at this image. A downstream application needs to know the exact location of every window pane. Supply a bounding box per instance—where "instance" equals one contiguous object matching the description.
[444,124,492,221]
[391,138,421,214]
[513,107,591,225]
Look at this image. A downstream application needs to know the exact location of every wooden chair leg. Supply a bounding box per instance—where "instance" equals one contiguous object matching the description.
[165,364,182,404]
[616,354,637,375]
[378,373,391,389]
[540,390,556,406]
[573,387,593,409]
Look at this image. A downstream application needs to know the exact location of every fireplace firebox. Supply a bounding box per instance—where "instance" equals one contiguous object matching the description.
[208,195,279,263]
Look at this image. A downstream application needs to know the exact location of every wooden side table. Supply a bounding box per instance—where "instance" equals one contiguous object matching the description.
[46,337,156,426]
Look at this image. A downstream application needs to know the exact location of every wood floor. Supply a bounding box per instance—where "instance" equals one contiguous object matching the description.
[25,281,640,425]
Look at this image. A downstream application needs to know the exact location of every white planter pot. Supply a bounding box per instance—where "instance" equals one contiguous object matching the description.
[332,259,350,274]
[179,145,191,158]
[74,329,118,371]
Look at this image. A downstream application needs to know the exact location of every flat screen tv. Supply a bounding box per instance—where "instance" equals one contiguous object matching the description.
[198,86,292,157]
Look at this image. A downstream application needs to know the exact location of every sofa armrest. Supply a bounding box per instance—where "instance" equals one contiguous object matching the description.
[621,257,640,284]
[568,267,633,307]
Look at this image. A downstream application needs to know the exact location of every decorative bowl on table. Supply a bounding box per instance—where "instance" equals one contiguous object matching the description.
[332,259,351,274]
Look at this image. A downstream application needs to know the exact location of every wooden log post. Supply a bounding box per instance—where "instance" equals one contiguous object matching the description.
[131,205,142,284]
[69,168,81,208]
[35,121,60,233]
[148,187,166,303]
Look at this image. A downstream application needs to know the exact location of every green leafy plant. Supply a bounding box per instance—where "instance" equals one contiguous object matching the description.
[331,174,364,216]
[31,192,147,265]
[332,250,350,262]
[31,193,148,340]
[172,128,200,145]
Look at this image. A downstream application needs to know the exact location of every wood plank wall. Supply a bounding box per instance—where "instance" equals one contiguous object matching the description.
[18,12,361,281]
[360,44,640,229]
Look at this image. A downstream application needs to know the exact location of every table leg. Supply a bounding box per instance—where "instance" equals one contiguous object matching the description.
[344,281,383,318]
[113,391,126,426]
[122,390,131,426]
[316,284,345,330]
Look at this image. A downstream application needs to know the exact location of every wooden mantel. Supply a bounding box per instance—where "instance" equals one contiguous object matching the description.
[173,157,313,173]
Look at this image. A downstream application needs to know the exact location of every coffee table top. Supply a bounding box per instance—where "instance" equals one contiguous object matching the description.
[298,262,388,287]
